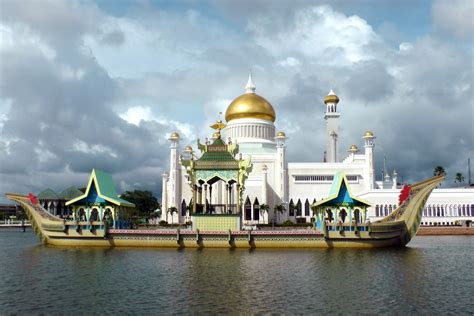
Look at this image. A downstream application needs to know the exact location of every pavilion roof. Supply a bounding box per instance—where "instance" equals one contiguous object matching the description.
[59,186,83,200]
[37,188,60,200]
[65,169,135,207]
[312,172,371,208]
[195,138,239,169]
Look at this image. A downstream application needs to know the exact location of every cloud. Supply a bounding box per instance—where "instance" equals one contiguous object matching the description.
[101,29,126,46]
[432,0,474,39]
[0,1,472,204]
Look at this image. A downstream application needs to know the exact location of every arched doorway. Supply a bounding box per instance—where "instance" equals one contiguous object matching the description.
[90,208,99,222]
[339,209,347,223]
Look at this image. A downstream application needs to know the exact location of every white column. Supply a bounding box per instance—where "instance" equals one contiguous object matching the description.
[363,132,376,190]
[168,133,180,211]
[160,173,168,222]
[275,133,287,205]
[262,165,268,205]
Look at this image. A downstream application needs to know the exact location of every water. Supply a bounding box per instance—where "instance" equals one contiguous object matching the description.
[0,230,473,315]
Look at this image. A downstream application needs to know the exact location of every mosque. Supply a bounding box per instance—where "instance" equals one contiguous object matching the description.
[160,75,474,227]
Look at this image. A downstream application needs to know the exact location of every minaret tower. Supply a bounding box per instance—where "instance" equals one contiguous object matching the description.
[324,89,340,163]
[275,131,288,207]
[363,131,376,190]
[168,132,181,221]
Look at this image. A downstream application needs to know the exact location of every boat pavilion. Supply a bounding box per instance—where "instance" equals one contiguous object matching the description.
[65,169,135,230]
[312,172,371,232]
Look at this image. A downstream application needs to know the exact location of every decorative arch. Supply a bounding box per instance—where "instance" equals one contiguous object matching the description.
[253,197,260,221]
[304,199,310,216]
[181,199,187,217]
[244,196,252,221]
[289,199,295,217]
[296,199,302,217]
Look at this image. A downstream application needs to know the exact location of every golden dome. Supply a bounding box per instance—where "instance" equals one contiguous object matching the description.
[349,144,359,152]
[184,146,193,153]
[225,93,276,122]
[169,132,180,140]
[276,131,286,137]
[363,130,374,138]
[324,89,339,104]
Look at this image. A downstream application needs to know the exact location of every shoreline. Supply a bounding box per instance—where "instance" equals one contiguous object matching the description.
[417,226,474,235]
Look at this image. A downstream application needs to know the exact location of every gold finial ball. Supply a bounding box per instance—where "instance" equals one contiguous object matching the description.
[170,132,180,140]
[212,132,221,139]
[184,146,193,153]
[324,94,339,104]
[349,144,359,152]
[276,131,286,138]
[363,130,374,138]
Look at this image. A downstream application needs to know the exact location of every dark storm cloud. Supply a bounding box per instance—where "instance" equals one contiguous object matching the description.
[0,0,181,201]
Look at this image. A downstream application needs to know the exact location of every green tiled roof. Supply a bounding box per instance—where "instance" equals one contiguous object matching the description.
[38,188,59,200]
[59,186,83,200]
[65,169,135,207]
[198,151,237,162]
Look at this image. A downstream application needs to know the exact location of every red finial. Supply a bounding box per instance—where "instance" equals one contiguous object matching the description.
[28,193,39,205]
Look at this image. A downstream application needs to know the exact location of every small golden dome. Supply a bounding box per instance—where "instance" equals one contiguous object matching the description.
[184,146,193,153]
[170,132,180,140]
[363,130,374,138]
[276,131,286,137]
[212,132,221,139]
[324,89,339,104]
[225,93,276,122]
[349,144,359,153]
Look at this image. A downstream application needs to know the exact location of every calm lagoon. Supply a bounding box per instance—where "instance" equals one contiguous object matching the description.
[0,230,472,314]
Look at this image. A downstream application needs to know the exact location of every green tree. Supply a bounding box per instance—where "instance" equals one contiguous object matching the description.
[273,204,286,224]
[259,204,270,224]
[433,166,446,176]
[167,206,178,224]
[120,190,160,216]
[455,172,465,184]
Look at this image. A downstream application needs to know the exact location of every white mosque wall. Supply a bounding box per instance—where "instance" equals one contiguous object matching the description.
[225,118,275,143]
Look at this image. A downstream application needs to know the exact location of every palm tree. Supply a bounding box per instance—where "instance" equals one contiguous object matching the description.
[273,204,286,224]
[455,173,465,184]
[167,207,178,224]
[433,166,446,176]
[259,204,270,224]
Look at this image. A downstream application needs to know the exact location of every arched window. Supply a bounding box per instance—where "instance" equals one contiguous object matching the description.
[244,197,252,221]
[289,199,295,217]
[375,205,379,217]
[296,199,302,217]
[253,198,260,221]
[181,199,187,216]
[304,199,310,216]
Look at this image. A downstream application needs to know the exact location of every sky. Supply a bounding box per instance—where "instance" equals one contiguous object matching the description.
[0,0,473,203]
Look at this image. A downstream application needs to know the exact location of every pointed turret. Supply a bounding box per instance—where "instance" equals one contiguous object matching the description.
[245,73,256,94]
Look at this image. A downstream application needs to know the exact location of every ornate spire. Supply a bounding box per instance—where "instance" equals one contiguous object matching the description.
[245,73,256,94]
[324,89,339,104]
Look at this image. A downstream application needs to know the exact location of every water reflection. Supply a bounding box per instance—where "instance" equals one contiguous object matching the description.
[0,231,472,314]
